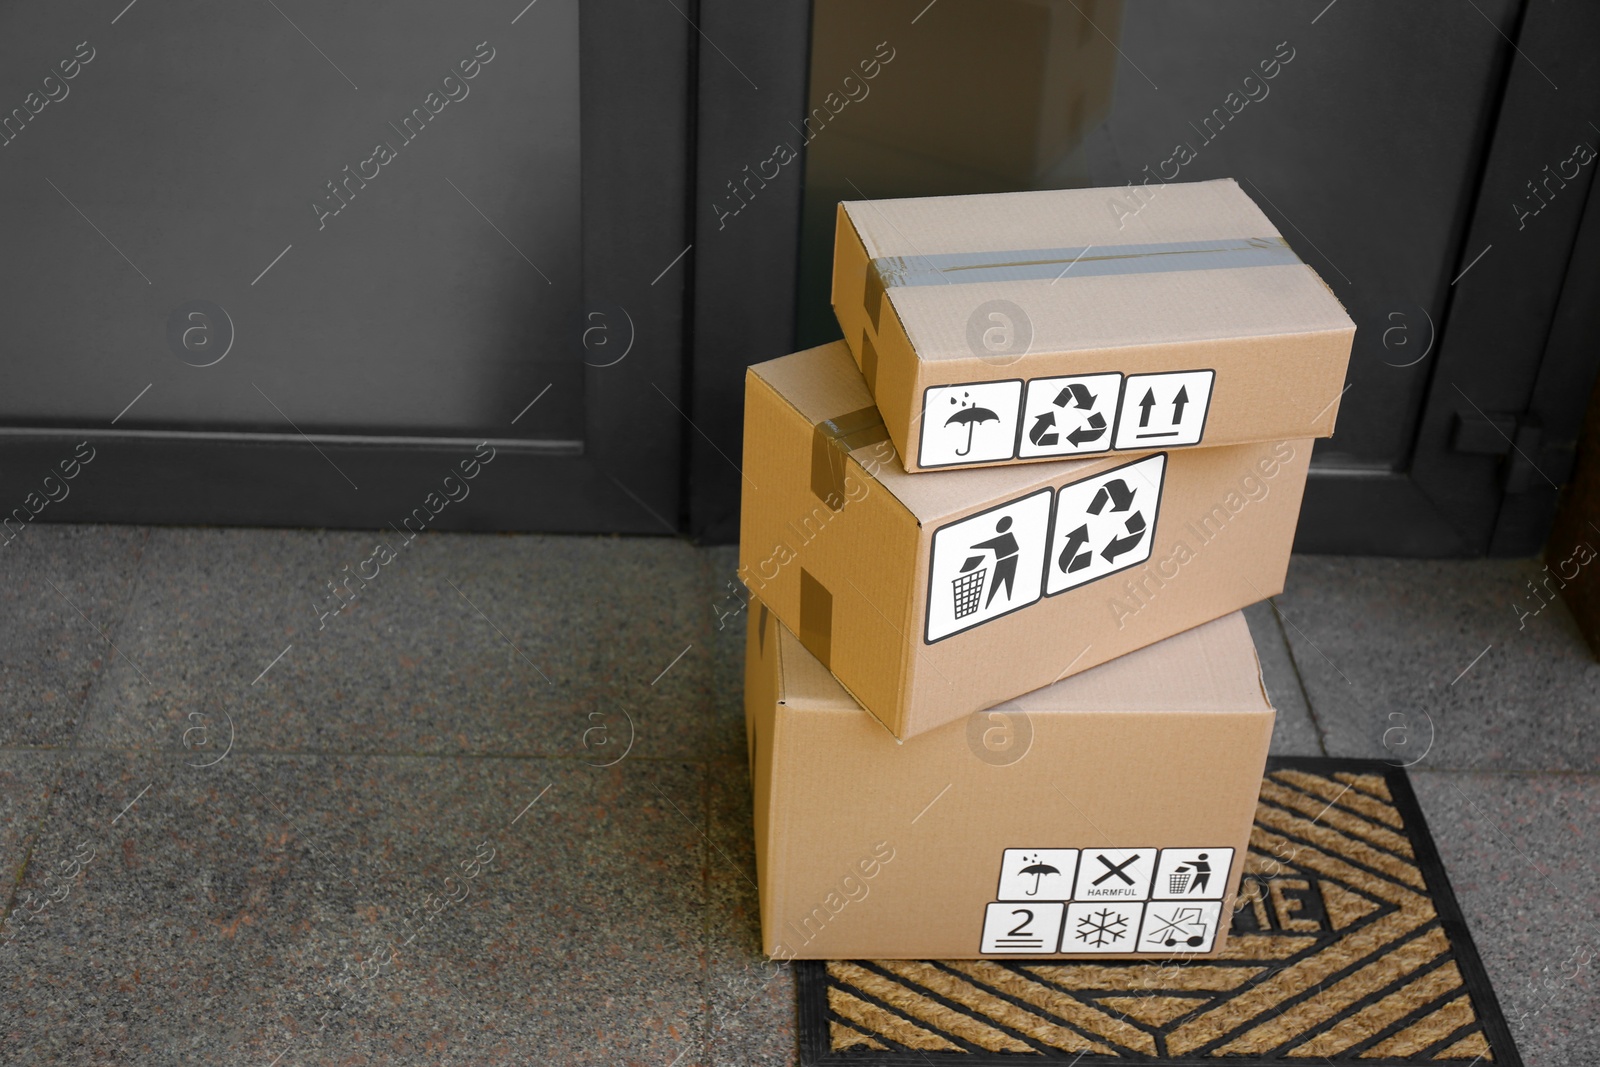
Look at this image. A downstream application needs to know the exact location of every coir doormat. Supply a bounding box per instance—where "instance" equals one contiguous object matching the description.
[795,759,1520,1066]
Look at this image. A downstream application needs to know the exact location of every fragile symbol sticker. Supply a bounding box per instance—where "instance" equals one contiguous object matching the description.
[1017,373,1121,459]
[926,489,1052,643]
[1045,454,1165,596]
[1073,848,1157,900]
[1113,370,1214,449]
[1140,901,1223,953]
[1153,847,1233,900]
[996,849,1078,901]
[919,380,1024,468]
[1063,902,1143,953]
[981,901,1065,954]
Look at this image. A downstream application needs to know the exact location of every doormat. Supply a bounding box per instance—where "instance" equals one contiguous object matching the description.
[794,758,1520,1066]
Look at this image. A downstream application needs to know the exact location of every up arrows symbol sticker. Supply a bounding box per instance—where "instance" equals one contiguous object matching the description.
[1137,388,1156,428]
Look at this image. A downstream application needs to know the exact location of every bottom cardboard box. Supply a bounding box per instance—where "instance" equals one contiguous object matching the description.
[746,602,1274,960]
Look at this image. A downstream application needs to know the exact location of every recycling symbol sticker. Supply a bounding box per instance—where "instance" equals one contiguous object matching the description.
[1017,373,1121,459]
[1045,453,1166,596]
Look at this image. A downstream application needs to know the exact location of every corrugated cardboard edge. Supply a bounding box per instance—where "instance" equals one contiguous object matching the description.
[832,202,935,469]
[754,600,917,959]
[741,363,924,738]
[746,602,781,958]
[831,203,871,377]
[831,207,913,423]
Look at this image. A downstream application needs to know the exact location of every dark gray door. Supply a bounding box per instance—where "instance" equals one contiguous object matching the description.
[0,0,690,534]
[758,0,1600,555]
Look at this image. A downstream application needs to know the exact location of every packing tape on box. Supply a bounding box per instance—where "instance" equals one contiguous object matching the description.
[798,568,833,669]
[864,235,1301,331]
[810,405,889,512]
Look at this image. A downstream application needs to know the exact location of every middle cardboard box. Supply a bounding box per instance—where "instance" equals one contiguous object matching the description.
[740,341,1310,740]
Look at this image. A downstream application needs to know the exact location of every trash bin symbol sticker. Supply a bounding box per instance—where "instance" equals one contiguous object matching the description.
[1167,854,1211,894]
[952,556,988,619]
[1153,848,1231,901]
[925,490,1052,643]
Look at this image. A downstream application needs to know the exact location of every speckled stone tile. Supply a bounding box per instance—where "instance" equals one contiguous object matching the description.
[0,749,710,1065]
[78,528,715,760]
[0,752,60,902]
[0,524,147,747]
[700,549,795,1065]
[703,545,750,767]
[1272,557,1600,771]
[704,757,794,1067]
[1243,600,1325,757]
[1409,770,1599,1067]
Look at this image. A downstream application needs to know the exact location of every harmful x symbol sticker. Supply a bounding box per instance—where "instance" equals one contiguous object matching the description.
[1092,853,1138,886]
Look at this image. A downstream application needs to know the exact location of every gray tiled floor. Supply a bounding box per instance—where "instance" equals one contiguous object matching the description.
[3,526,1596,1065]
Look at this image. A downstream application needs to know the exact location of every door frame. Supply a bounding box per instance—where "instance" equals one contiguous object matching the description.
[1295,0,1600,556]
[685,0,815,545]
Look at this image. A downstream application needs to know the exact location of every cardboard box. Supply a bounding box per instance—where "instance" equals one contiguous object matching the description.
[808,0,1122,184]
[832,179,1356,473]
[739,341,1309,739]
[747,604,1273,959]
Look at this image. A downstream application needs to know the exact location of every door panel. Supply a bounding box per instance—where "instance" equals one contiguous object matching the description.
[1,1,581,439]
[773,0,1600,555]
[1405,0,1600,555]
[1096,0,1516,473]
[0,0,689,533]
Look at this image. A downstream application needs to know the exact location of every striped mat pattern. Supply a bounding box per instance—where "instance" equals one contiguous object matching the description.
[795,759,1520,1066]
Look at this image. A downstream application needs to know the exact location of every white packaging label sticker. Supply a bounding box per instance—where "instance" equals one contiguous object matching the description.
[996,849,1079,901]
[981,901,1065,954]
[1045,454,1165,596]
[1140,901,1223,953]
[1017,373,1121,459]
[1113,370,1215,450]
[1153,847,1233,900]
[925,489,1052,643]
[1063,902,1145,953]
[1073,848,1158,901]
[982,845,1236,956]
[920,380,1024,467]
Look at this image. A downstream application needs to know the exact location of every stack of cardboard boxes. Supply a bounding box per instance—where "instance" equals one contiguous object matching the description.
[739,179,1354,960]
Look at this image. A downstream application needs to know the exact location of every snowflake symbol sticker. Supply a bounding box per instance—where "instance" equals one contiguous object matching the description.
[1074,907,1129,947]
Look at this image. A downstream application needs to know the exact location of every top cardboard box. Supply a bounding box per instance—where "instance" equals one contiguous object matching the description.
[832,179,1356,473]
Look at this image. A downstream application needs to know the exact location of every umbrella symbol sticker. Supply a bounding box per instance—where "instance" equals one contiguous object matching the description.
[1018,853,1061,896]
[945,393,1001,457]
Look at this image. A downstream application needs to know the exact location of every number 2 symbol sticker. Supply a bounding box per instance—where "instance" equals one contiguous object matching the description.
[980,901,1064,953]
